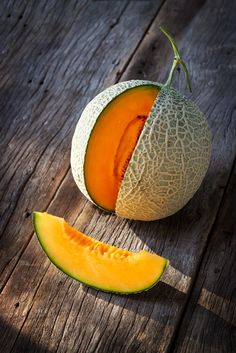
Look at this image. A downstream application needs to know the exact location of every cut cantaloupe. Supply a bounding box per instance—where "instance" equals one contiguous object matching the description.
[71,28,212,221]
[84,85,159,211]
[33,212,168,294]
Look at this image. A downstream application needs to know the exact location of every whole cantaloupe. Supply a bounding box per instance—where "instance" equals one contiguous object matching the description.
[71,27,211,221]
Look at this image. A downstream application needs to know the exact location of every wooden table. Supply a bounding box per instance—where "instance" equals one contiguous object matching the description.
[0,1,235,352]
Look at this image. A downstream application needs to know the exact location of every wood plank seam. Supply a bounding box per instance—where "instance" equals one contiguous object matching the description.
[0,0,132,291]
[0,1,168,348]
[117,0,166,82]
[0,1,89,141]
[76,296,114,353]
[0,98,70,233]
[2,1,234,352]
[53,284,92,353]
[106,302,130,353]
[1,0,159,242]
[33,279,75,352]
[0,0,130,240]
[9,197,104,351]
[9,272,74,353]
[9,260,51,353]
[69,289,112,353]
[166,154,236,353]
[88,302,119,353]
[0,164,70,294]
[53,283,76,353]
[0,119,70,242]
[8,25,234,353]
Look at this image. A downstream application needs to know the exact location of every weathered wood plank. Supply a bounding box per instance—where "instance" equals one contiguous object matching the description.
[0,0,164,352]
[119,0,236,276]
[0,0,162,290]
[0,0,126,232]
[172,161,236,353]
[0,0,235,352]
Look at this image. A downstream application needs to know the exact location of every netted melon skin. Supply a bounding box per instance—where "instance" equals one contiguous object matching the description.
[115,86,212,221]
[71,80,157,204]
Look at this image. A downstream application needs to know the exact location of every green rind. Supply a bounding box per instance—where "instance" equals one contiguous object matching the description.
[33,211,168,294]
[71,80,211,221]
[116,86,212,220]
[70,80,160,208]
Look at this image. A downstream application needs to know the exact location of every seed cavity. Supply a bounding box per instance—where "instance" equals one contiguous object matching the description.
[64,223,132,259]
[113,115,147,183]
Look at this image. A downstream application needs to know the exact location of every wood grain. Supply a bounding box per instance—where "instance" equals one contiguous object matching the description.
[0,0,164,352]
[0,0,235,352]
[0,0,162,289]
[172,161,236,353]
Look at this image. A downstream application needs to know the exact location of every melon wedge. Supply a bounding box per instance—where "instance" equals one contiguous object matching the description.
[33,212,168,294]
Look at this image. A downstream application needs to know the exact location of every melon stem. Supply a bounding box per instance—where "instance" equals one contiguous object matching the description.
[160,26,192,92]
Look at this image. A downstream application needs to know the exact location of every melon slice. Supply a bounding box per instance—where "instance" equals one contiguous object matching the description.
[33,212,168,294]
[84,85,159,211]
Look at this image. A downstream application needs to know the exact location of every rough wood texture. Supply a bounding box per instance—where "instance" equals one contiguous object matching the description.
[0,0,162,290]
[0,0,235,352]
[172,162,236,353]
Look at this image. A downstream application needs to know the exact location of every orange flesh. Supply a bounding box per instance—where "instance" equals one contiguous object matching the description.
[84,85,159,211]
[34,212,168,293]
[64,222,132,258]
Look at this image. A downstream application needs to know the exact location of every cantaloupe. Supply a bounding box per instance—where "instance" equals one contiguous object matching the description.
[71,27,212,221]
[33,212,168,294]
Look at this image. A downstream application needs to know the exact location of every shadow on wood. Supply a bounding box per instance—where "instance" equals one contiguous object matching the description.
[0,316,53,353]
[123,0,207,83]
[82,280,186,326]
[126,154,230,275]
[172,304,235,353]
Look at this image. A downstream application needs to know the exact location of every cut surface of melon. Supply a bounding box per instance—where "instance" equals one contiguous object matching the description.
[33,212,168,294]
[84,85,159,211]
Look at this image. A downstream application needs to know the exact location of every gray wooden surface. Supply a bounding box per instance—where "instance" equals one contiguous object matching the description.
[0,0,235,352]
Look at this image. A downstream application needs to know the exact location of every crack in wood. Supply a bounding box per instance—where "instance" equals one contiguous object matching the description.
[1,0,235,352]
[166,155,236,353]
